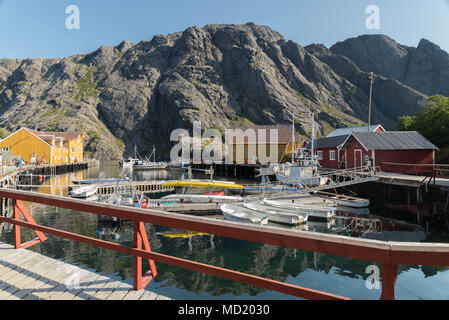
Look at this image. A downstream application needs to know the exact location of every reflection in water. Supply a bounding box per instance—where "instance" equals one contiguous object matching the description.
[1,160,449,300]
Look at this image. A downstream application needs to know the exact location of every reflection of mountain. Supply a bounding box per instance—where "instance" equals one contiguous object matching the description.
[148,225,422,297]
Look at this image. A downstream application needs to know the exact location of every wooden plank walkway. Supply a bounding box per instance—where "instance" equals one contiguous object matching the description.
[0,242,171,300]
[373,172,449,188]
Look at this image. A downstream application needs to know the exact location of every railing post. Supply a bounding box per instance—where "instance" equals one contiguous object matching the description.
[380,263,397,300]
[13,199,21,249]
[133,220,143,290]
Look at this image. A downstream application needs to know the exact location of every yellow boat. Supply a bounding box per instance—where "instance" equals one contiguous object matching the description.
[158,231,209,239]
[161,181,244,189]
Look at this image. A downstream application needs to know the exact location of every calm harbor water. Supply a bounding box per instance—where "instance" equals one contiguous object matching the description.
[1,161,449,300]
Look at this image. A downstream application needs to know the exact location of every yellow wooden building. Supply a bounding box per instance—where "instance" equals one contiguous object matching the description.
[226,125,301,164]
[0,128,84,165]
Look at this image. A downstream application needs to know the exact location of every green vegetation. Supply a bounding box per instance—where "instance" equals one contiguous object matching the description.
[0,128,11,139]
[75,67,99,101]
[86,130,101,141]
[399,95,449,163]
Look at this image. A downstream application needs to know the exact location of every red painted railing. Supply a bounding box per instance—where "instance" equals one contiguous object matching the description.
[1,189,449,300]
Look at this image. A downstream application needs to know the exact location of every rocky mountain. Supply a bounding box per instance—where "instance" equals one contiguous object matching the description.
[0,23,446,159]
[328,34,449,97]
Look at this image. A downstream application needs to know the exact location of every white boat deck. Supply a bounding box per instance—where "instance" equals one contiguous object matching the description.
[0,242,171,300]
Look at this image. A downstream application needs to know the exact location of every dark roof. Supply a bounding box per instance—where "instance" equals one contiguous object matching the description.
[305,134,349,149]
[349,131,438,150]
[227,125,300,144]
[326,124,385,137]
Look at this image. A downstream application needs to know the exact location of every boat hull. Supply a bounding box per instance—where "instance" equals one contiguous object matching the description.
[263,199,335,219]
[244,202,308,225]
[220,204,269,225]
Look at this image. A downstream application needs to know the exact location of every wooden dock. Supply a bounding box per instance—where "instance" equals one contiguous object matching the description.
[0,242,171,300]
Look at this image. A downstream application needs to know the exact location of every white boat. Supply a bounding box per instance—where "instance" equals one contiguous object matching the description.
[161,194,243,203]
[262,199,336,219]
[133,161,167,170]
[220,204,269,225]
[70,184,98,198]
[314,191,370,208]
[276,194,336,206]
[243,202,308,225]
[274,163,327,187]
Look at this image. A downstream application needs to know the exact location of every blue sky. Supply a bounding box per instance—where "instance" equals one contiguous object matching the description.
[0,0,448,59]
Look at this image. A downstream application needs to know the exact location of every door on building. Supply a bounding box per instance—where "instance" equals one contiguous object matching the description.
[354,149,362,169]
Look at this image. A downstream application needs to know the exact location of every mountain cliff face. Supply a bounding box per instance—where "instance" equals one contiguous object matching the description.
[0,23,445,159]
[328,35,449,97]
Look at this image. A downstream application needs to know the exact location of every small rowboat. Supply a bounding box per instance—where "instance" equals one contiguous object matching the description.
[161,194,243,203]
[314,191,370,208]
[263,199,336,219]
[220,204,269,225]
[162,181,243,189]
[72,178,128,185]
[70,184,98,198]
[243,202,308,225]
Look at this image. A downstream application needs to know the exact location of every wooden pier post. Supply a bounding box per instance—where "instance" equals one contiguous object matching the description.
[380,263,398,300]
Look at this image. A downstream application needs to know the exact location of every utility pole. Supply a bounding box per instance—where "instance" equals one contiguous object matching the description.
[311,112,315,165]
[368,72,374,132]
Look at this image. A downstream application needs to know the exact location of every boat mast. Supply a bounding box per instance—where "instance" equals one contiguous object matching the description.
[287,110,295,165]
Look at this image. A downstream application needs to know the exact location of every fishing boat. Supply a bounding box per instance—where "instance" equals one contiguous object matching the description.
[70,184,98,198]
[133,162,167,170]
[262,199,336,219]
[132,145,168,171]
[161,194,243,203]
[220,204,269,225]
[273,114,330,187]
[313,191,370,208]
[243,202,308,225]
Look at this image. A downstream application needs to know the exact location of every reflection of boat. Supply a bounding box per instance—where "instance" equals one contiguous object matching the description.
[243,202,308,225]
[162,180,243,189]
[337,206,370,215]
[220,204,269,225]
[314,191,370,208]
[263,199,336,219]
[157,230,209,239]
[70,184,98,198]
[306,219,336,232]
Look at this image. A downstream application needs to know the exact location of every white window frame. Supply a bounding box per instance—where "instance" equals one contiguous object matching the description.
[317,150,323,161]
[329,150,335,161]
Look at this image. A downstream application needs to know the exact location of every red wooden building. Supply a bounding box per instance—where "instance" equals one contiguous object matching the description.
[340,131,437,170]
[307,130,437,171]
[306,125,386,169]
